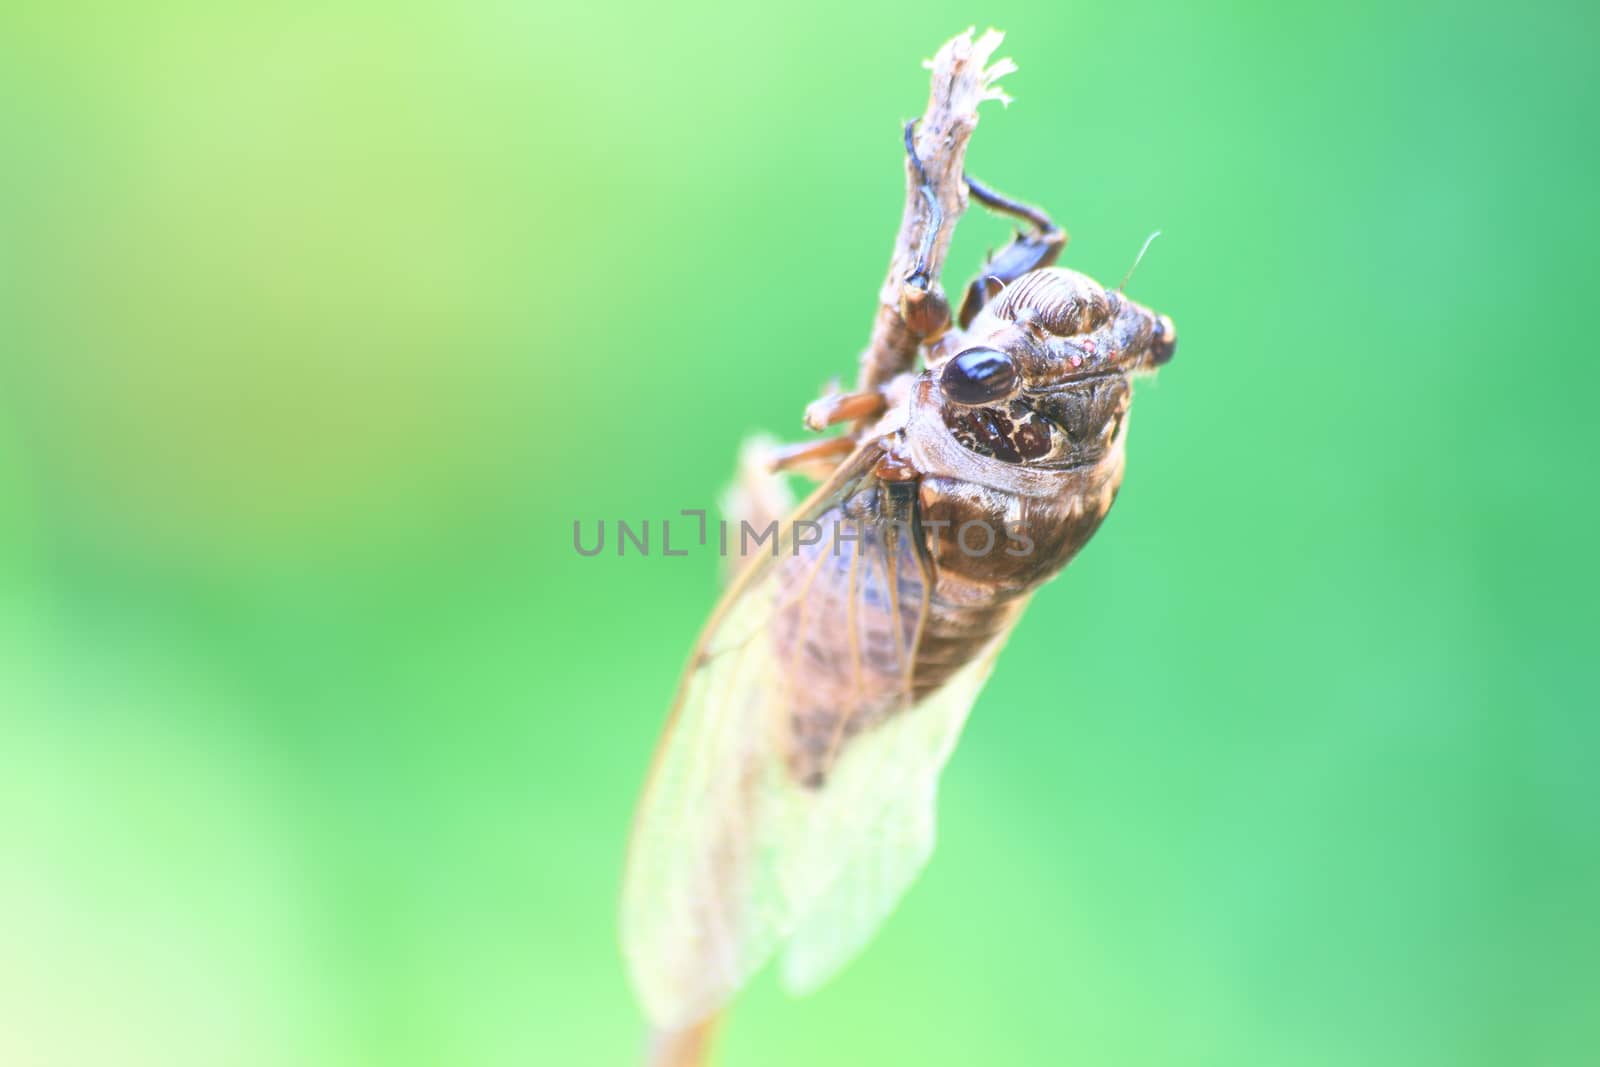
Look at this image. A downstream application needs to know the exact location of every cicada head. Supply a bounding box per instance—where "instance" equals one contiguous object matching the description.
[926,267,1175,470]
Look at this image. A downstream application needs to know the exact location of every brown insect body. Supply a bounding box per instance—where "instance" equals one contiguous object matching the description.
[775,267,1172,785]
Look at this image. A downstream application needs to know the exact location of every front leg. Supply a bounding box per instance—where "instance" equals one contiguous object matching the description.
[957,174,1067,327]
[766,436,857,479]
[803,388,888,432]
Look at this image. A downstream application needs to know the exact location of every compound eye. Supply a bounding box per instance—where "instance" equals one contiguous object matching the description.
[941,347,1018,405]
[1150,315,1177,366]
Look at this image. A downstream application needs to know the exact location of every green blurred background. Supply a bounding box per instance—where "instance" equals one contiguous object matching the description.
[2,2,1595,1064]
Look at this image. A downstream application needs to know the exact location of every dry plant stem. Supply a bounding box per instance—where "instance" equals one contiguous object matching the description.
[856,28,1016,392]
[647,1017,721,1067]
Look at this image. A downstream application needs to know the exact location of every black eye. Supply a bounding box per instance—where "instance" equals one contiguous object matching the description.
[941,347,1018,405]
[1151,315,1177,366]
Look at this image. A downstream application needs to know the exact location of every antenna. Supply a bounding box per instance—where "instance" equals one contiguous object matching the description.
[1119,230,1162,292]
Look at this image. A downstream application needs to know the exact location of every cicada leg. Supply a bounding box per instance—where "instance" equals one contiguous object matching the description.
[803,388,888,432]
[766,436,856,479]
[957,175,1068,327]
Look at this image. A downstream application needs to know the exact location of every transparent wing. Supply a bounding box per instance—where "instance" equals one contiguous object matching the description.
[621,446,1018,1028]
[777,629,1013,995]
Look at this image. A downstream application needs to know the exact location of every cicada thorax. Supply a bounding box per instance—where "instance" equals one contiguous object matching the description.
[988,267,1123,338]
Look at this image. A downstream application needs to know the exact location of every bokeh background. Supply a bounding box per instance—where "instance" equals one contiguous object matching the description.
[2,2,1596,1064]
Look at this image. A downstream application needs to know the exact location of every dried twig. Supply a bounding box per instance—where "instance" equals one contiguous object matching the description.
[646,1017,720,1067]
[856,28,1016,391]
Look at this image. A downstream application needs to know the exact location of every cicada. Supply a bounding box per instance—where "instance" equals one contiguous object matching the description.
[620,80,1177,1063]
